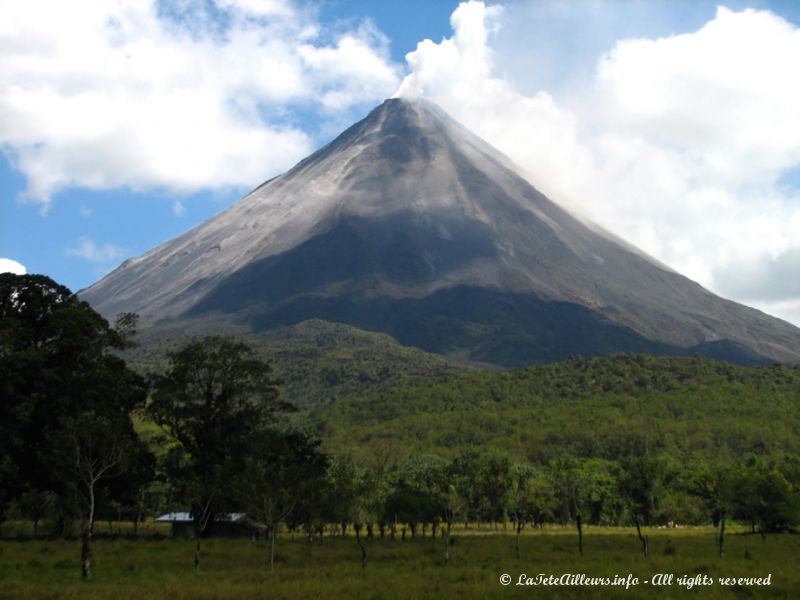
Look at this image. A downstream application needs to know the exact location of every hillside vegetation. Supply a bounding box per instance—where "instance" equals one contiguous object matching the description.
[130,319,468,409]
[315,354,800,463]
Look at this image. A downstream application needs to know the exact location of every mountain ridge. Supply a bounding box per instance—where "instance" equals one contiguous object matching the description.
[81,98,800,366]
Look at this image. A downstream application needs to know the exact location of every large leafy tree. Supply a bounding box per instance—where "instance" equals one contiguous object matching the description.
[0,273,149,578]
[505,464,558,559]
[734,465,800,535]
[684,457,742,557]
[548,457,612,556]
[148,336,289,568]
[395,454,449,539]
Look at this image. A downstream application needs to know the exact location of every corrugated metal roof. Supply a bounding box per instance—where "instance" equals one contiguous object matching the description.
[156,512,247,523]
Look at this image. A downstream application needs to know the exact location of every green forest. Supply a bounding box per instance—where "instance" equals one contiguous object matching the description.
[2,273,799,597]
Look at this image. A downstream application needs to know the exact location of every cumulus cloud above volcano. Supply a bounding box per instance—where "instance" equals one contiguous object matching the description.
[394,1,800,325]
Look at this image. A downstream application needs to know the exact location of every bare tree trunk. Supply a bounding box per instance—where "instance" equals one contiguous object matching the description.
[269,525,277,571]
[355,526,367,570]
[82,483,96,580]
[193,497,214,571]
[576,514,583,557]
[515,519,523,559]
[444,517,451,565]
[635,514,648,558]
[718,511,725,558]
[81,528,93,580]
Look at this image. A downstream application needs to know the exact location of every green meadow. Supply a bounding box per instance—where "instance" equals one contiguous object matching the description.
[1,526,797,599]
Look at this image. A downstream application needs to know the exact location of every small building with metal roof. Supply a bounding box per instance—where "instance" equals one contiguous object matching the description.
[156,512,263,538]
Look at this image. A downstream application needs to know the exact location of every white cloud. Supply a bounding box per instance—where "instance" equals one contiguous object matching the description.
[579,6,800,302]
[596,6,800,188]
[714,245,800,302]
[751,299,800,328]
[65,236,126,264]
[300,21,401,110]
[215,0,294,18]
[395,1,800,326]
[0,258,27,275]
[172,200,187,217]
[0,0,401,208]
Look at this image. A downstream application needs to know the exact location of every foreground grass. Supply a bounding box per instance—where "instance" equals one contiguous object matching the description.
[1,527,797,599]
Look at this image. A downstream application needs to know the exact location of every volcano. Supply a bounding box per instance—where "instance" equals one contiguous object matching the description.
[81,98,800,366]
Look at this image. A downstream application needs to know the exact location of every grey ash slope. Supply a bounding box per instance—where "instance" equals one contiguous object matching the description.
[81,98,800,366]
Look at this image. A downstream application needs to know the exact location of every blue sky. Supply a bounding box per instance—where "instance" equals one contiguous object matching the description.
[1,0,799,324]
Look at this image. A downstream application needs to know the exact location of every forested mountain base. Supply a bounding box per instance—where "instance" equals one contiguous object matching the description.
[317,354,800,463]
[315,354,800,528]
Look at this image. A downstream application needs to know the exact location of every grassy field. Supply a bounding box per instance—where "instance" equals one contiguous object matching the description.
[1,526,797,599]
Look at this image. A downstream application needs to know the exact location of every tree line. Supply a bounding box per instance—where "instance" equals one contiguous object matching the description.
[1,274,798,580]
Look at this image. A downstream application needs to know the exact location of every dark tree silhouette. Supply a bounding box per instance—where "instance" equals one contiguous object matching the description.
[0,273,149,579]
[149,335,290,569]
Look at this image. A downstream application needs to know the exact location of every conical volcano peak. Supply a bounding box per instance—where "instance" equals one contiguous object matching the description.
[293,97,516,185]
[80,99,800,366]
[359,99,442,164]
[262,94,533,229]
[364,96,432,129]
[296,98,443,163]
[358,97,451,134]
[340,98,445,168]
[366,97,455,140]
